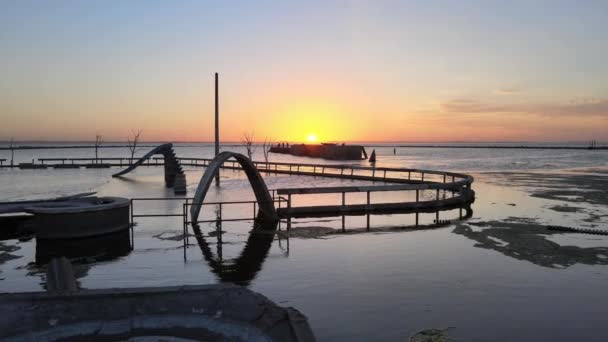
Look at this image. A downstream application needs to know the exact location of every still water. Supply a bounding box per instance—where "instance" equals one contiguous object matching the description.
[1,143,608,341]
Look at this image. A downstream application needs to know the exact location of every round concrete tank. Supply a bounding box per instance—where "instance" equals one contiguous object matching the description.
[25,196,130,239]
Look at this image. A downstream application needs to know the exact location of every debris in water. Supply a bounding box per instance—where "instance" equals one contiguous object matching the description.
[409,327,453,342]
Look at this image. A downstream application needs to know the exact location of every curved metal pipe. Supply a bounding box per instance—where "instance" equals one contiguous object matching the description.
[190,152,277,225]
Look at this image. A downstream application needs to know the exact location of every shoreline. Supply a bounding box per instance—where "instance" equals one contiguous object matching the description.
[1,144,607,151]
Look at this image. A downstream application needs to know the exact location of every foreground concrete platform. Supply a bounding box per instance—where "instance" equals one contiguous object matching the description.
[0,284,315,341]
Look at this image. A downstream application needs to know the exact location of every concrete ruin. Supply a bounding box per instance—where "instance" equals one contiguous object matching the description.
[270,143,368,160]
[113,143,187,194]
[1,274,315,341]
[26,196,130,239]
[0,257,315,341]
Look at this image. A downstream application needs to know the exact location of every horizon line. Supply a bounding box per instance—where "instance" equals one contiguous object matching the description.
[0,139,605,145]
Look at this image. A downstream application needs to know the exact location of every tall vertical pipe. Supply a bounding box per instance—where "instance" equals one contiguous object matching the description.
[214,72,220,186]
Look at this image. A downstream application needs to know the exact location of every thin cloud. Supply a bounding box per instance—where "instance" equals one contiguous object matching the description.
[441,98,608,117]
[441,99,514,113]
[494,87,522,95]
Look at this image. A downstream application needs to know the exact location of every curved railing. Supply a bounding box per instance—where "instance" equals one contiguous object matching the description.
[177,157,473,188]
[187,153,474,230]
[31,152,475,225]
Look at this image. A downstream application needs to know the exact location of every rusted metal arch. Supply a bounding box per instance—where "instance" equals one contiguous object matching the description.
[111,143,176,177]
[190,152,277,225]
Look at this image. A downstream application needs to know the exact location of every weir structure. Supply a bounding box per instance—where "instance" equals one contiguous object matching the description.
[112,143,187,194]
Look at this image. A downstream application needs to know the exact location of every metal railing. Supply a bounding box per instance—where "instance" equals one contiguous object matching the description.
[277,184,472,232]
[23,156,473,186]
[20,156,475,233]
[38,157,160,167]
[129,192,289,247]
[175,157,472,186]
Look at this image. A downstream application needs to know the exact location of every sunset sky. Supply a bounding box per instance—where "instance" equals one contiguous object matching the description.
[1,1,607,142]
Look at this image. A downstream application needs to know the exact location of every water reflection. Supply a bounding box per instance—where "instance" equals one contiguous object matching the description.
[191,219,278,286]
[32,229,133,289]
[35,229,133,264]
[453,221,608,268]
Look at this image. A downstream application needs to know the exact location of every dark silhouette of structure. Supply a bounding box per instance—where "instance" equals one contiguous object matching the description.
[112,143,186,194]
[190,220,277,286]
[190,152,277,225]
[214,72,220,186]
[270,143,368,160]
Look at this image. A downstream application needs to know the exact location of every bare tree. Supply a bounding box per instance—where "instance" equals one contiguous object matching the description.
[242,131,256,160]
[8,137,15,167]
[94,134,103,164]
[262,137,273,164]
[127,129,143,164]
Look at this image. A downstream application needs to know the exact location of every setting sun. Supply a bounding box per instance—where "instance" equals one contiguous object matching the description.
[306,134,317,142]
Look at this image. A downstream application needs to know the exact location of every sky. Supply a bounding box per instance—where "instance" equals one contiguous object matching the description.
[1,0,607,143]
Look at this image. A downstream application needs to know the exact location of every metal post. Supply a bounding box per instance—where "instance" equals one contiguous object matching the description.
[214,72,220,186]
[415,211,419,227]
[416,189,419,202]
[216,207,222,262]
[182,203,187,249]
[185,198,189,245]
[130,199,134,227]
[341,192,346,232]
[287,194,291,230]
[366,191,370,231]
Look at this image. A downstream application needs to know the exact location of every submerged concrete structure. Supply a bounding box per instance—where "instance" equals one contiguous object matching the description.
[0,194,130,240]
[25,196,130,239]
[112,143,187,194]
[270,143,368,160]
[1,258,315,341]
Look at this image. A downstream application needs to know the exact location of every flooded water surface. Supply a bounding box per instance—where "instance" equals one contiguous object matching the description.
[1,143,608,341]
